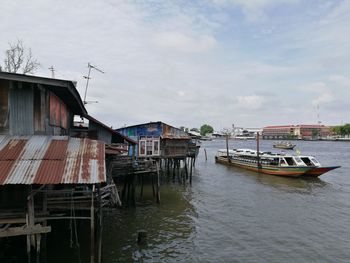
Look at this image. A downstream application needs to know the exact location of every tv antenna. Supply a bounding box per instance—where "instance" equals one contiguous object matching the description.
[49,66,55,78]
[83,62,105,105]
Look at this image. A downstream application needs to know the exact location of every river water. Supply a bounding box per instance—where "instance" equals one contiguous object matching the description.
[101,140,350,263]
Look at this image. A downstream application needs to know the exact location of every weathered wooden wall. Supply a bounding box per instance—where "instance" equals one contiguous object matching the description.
[9,82,34,135]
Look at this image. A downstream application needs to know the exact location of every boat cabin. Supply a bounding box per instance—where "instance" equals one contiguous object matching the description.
[216,148,321,167]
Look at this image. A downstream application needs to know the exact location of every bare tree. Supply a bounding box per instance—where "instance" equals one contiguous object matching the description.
[3,40,40,74]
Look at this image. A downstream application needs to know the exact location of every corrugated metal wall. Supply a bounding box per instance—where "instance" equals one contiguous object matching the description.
[9,82,34,135]
[0,80,9,134]
[89,121,112,144]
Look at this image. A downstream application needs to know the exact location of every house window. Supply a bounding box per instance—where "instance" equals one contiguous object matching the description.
[146,140,153,155]
[139,138,160,156]
[140,140,146,156]
[154,140,159,155]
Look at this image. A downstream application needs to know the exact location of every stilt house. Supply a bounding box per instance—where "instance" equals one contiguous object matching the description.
[0,72,134,262]
[116,122,191,158]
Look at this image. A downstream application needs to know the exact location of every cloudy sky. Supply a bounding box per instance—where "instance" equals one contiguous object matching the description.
[1,0,350,130]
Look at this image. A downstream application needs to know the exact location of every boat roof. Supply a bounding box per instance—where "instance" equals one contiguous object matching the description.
[218,148,314,159]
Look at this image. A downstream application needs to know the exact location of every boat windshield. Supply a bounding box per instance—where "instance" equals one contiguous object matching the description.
[310,158,320,165]
[284,157,296,166]
[301,157,313,166]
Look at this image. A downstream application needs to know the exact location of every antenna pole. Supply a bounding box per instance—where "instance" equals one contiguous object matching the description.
[317,104,321,124]
[84,63,92,104]
[83,62,105,105]
[49,66,55,78]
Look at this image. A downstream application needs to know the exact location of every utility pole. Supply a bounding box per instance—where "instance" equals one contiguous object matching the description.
[83,62,105,105]
[48,66,55,78]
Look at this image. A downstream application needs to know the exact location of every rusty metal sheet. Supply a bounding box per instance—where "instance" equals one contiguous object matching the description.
[0,136,105,185]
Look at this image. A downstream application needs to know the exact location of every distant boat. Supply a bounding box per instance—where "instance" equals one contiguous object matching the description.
[215,148,340,178]
[273,141,296,150]
[234,135,256,140]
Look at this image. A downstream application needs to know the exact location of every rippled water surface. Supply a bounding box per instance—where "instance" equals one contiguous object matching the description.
[102,140,350,262]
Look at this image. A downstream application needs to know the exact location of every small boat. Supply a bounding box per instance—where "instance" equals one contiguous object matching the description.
[273,141,296,150]
[215,148,340,178]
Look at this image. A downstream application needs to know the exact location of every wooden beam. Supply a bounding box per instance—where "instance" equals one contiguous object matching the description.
[0,225,51,238]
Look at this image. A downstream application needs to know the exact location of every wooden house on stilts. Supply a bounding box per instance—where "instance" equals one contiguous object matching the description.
[0,72,135,263]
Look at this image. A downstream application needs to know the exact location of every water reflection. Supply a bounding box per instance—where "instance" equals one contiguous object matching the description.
[102,184,196,262]
[220,164,328,193]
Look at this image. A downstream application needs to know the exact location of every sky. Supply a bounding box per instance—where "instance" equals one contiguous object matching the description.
[1,0,350,131]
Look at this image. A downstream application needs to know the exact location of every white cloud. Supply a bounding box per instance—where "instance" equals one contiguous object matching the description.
[0,0,349,128]
[299,82,334,107]
[210,0,300,21]
[236,95,266,110]
[329,74,350,87]
[152,32,217,53]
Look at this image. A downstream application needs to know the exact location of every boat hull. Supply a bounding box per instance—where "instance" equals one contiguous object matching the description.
[215,157,311,177]
[273,145,295,150]
[303,166,341,177]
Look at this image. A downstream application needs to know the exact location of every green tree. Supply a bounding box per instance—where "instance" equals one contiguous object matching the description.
[200,124,214,136]
[312,129,319,139]
[331,124,350,136]
[344,124,350,135]
[331,126,341,135]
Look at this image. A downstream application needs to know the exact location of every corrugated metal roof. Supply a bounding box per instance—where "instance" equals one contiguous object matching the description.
[0,136,105,185]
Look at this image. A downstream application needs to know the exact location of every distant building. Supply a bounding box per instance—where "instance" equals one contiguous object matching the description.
[262,125,297,139]
[298,125,330,140]
[117,121,191,158]
[232,127,262,138]
[262,124,330,140]
[188,130,201,139]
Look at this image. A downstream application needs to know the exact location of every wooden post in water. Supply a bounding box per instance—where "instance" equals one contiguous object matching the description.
[151,171,155,197]
[140,174,144,198]
[204,148,207,161]
[226,134,230,163]
[256,132,261,170]
[190,157,193,184]
[156,160,161,204]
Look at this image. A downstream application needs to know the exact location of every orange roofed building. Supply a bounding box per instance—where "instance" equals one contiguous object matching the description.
[262,124,330,140]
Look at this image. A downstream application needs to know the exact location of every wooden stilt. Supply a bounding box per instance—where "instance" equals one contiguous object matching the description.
[41,188,48,263]
[97,185,103,263]
[190,158,193,184]
[156,161,161,204]
[140,174,144,198]
[27,187,35,263]
[36,234,41,263]
[204,148,207,161]
[121,175,127,201]
[172,159,176,181]
[90,185,95,263]
[151,171,155,197]
[131,174,136,207]
[126,176,131,204]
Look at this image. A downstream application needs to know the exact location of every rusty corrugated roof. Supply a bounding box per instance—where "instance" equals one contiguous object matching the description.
[0,136,105,185]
